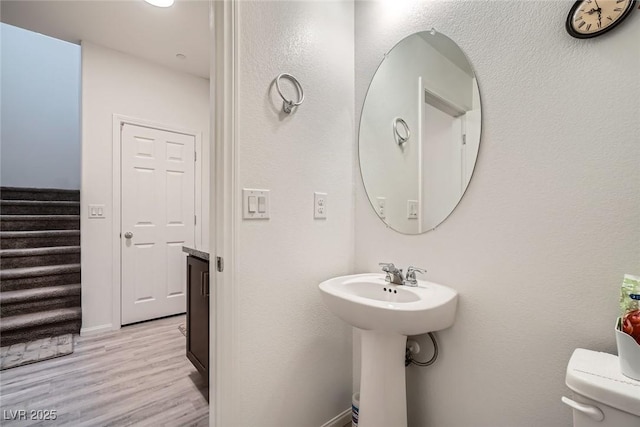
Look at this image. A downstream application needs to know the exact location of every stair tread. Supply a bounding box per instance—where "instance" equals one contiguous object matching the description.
[0,246,80,257]
[0,307,82,332]
[1,187,79,194]
[1,230,80,238]
[0,284,81,304]
[0,187,80,202]
[0,200,79,206]
[0,215,80,220]
[0,264,81,279]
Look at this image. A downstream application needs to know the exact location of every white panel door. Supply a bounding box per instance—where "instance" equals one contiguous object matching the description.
[121,123,195,325]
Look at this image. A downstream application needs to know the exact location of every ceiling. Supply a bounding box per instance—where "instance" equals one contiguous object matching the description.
[0,0,210,79]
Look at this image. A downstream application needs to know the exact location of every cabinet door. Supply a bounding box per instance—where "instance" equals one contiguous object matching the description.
[187,256,209,377]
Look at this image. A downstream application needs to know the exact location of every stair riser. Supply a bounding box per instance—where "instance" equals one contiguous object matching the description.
[1,205,80,215]
[0,189,80,202]
[1,295,81,317]
[1,252,80,269]
[1,218,80,231]
[1,235,80,249]
[1,272,81,292]
[0,320,81,347]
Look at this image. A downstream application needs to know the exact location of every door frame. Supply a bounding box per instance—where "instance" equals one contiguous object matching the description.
[211,1,238,426]
[111,114,203,330]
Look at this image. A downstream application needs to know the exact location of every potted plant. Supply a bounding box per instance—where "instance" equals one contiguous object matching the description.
[615,274,640,380]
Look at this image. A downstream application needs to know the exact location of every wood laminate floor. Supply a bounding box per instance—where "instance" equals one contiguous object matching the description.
[0,315,209,426]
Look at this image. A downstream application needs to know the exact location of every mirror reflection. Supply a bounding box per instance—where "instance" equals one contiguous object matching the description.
[359,30,481,234]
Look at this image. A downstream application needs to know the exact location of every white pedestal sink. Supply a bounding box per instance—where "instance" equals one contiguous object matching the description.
[319,274,458,427]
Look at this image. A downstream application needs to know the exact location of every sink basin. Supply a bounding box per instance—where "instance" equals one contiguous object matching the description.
[319,273,458,427]
[319,273,458,336]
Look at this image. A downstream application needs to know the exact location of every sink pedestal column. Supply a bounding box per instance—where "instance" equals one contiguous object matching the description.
[358,329,408,427]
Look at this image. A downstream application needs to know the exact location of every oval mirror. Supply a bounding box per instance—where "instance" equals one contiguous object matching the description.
[359,30,481,234]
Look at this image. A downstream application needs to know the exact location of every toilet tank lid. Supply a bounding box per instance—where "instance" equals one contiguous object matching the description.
[566,348,640,417]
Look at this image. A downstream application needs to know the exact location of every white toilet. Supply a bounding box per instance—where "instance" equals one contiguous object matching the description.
[563,348,640,427]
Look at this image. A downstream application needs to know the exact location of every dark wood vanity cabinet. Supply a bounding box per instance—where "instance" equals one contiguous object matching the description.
[186,255,209,383]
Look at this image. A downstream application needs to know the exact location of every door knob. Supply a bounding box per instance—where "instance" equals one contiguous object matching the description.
[124,231,133,239]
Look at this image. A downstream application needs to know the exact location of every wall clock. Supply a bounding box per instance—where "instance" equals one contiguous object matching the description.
[566,0,636,38]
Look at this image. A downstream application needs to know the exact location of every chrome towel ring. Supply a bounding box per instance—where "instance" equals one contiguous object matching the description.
[393,118,410,145]
[275,73,305,114]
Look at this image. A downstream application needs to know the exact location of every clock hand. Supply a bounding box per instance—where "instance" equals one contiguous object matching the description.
[592,5,602,28]
[591,0,603,28]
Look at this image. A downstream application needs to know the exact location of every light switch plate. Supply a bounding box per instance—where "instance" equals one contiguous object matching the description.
[407,200,418,219]
[314,192,327,219]
[376,197,386,219]
[243,189,270,219]
[89,204,106,219]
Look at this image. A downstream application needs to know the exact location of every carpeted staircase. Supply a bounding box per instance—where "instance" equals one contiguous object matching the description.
[0,187,81,347]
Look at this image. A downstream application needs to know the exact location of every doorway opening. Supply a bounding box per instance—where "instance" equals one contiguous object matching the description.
[0,1,213,424]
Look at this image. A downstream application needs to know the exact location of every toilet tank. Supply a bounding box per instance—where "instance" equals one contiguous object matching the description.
[563,348,640,427]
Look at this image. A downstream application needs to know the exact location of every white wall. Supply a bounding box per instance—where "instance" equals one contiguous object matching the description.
[81,42,209,332]
[0,23,80,190]
[355,2,640,427]
[233,1,355,425]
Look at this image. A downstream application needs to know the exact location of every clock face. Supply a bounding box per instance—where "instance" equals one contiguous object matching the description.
[567,0,636,38]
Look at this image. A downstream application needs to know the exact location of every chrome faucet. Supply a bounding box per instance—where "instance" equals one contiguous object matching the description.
[379,262,404,285]
[379,263,427,287]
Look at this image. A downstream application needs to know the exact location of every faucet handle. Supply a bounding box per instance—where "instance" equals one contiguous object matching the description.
[405,266,426,284]
[378,262,395,272]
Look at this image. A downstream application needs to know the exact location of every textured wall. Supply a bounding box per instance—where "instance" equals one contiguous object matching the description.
[81,42,209,332]
[234,1,355,425]
[355,1,640,426]
[0,23,80,190]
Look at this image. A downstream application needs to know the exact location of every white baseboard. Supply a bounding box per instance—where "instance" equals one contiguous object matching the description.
[321,408,351,427]
[80,323,114,336]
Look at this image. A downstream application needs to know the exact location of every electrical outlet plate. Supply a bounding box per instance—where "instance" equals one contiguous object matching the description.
[376,197,386,219]
[243,189,270,219]
[407,200,418,219]
[314,192,327,219]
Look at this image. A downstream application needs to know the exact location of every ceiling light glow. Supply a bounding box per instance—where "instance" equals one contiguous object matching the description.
[144,0,174,8]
